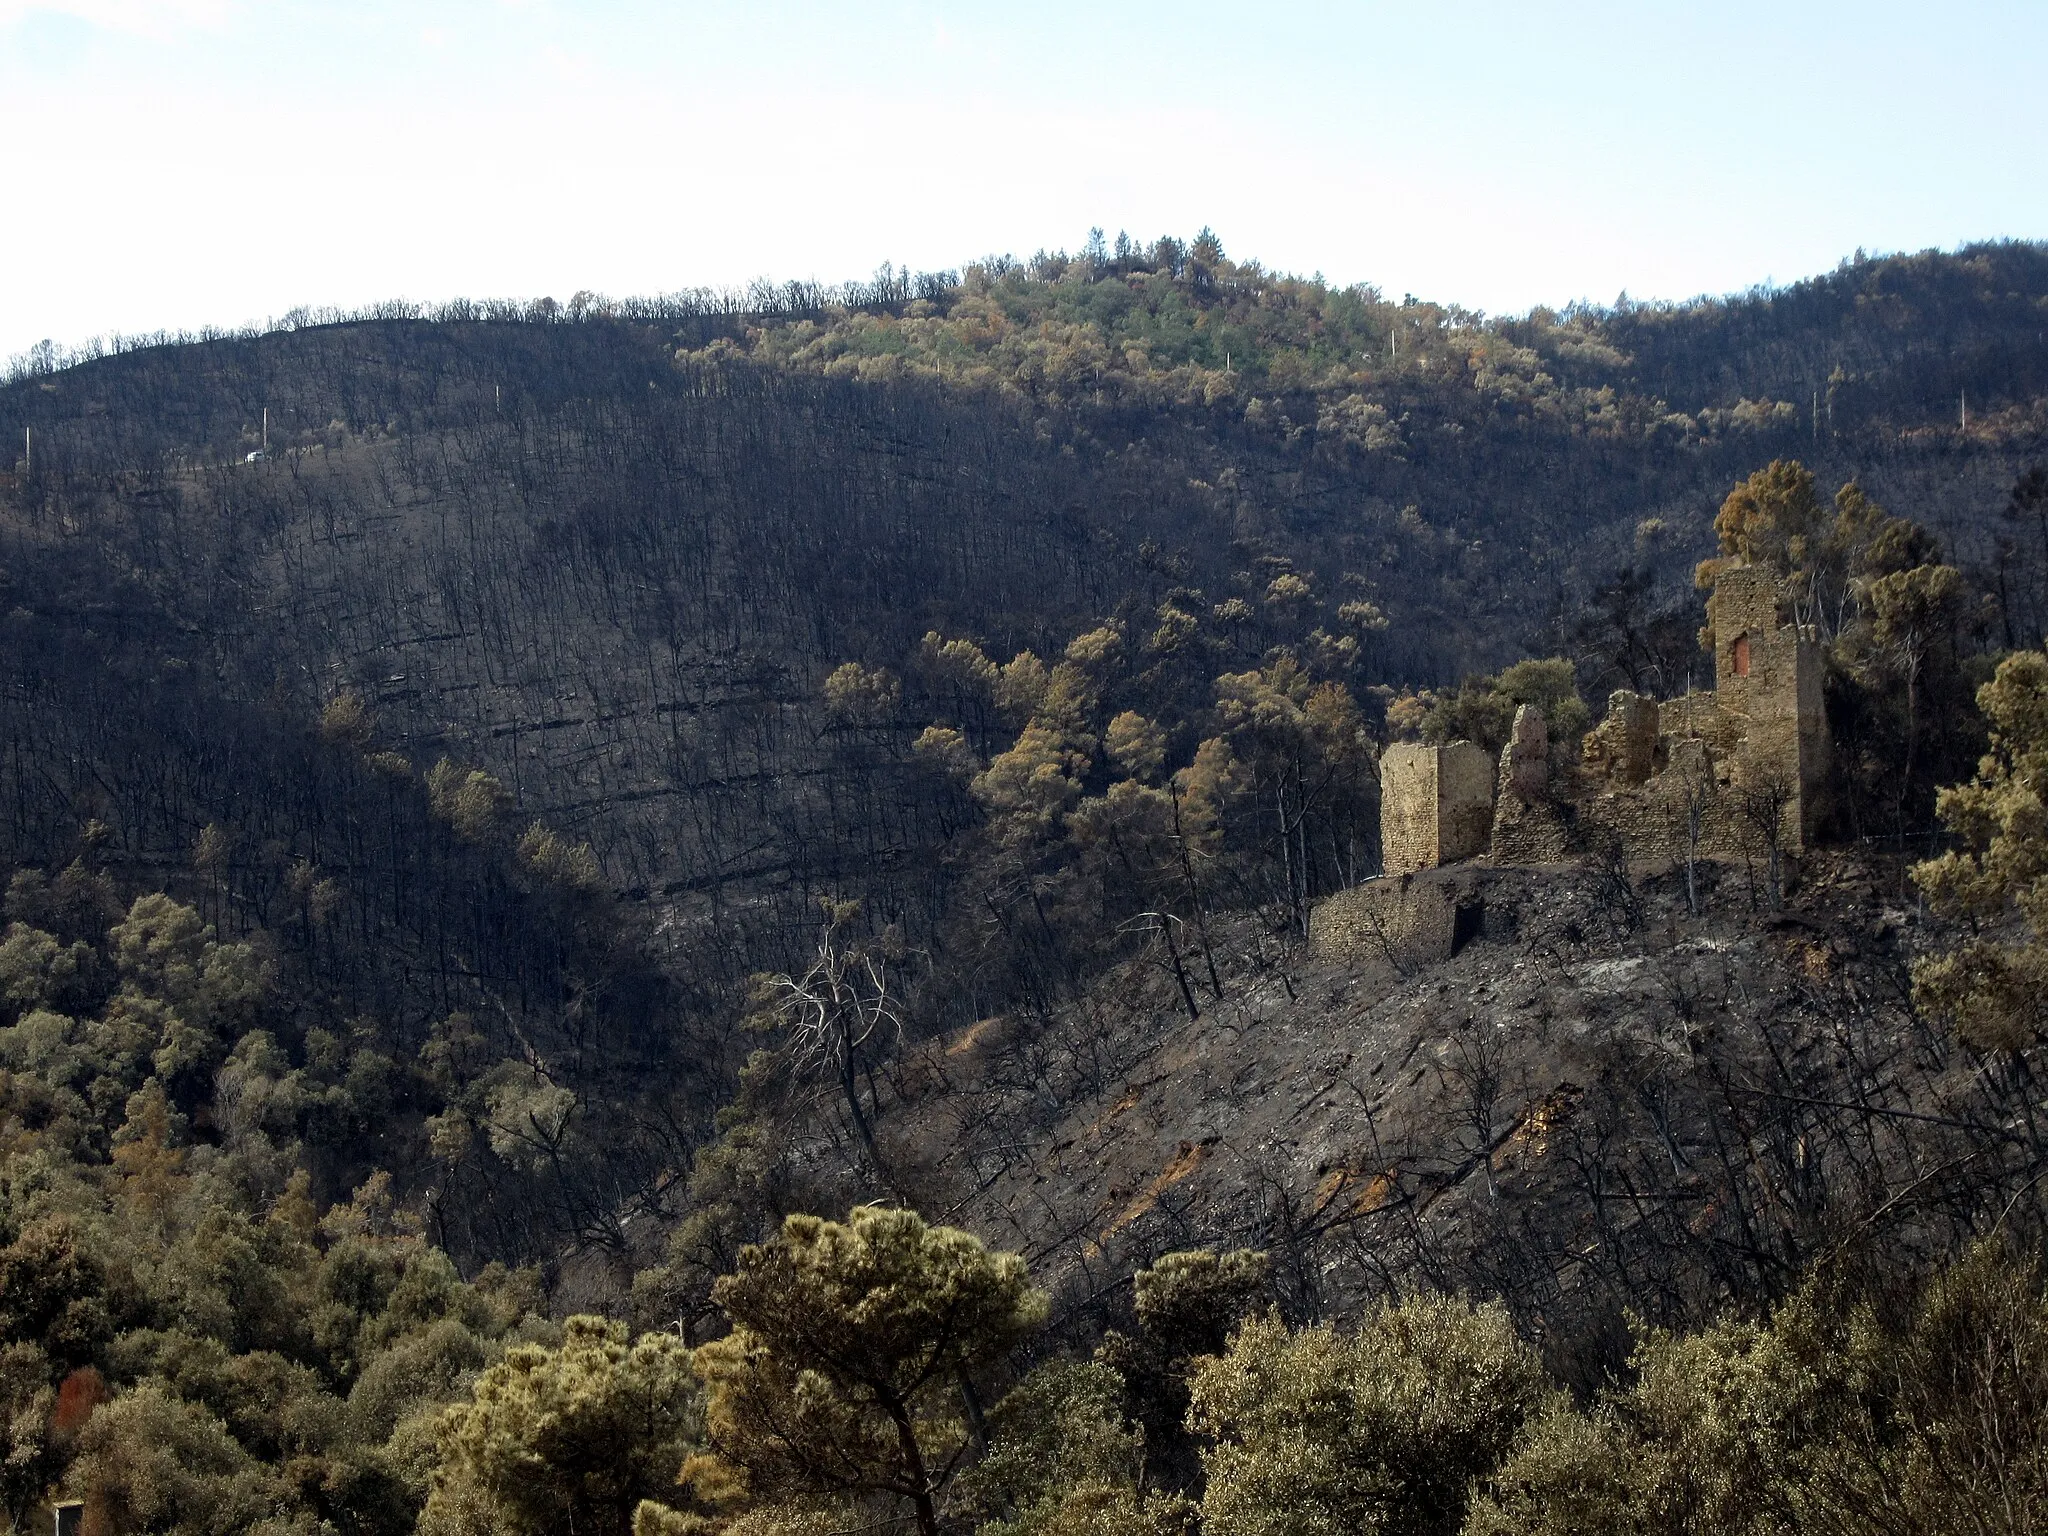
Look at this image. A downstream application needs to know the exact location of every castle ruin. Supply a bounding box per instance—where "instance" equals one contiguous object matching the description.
[1581,562,1827,862]
[1311,564,1829,965]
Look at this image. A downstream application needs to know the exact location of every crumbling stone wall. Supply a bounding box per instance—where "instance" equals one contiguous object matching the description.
[1308,864,1497,975]
[1575,564,1826,864]
[1582,691,1661,786]
[1492,705,1571,863]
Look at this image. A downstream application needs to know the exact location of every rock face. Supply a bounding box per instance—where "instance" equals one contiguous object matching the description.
[1370,562,1828,892]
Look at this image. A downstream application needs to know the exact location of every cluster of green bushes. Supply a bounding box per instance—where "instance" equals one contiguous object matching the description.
[0,863,561,1536]
[479,1215,2048,1536]
[75,1200,2027,1536]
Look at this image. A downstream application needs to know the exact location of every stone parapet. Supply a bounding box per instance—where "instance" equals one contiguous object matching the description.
[1309,864,1564,976]
[1308,866,1490,974]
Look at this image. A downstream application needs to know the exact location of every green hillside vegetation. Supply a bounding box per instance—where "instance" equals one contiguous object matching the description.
[0,878,547,1536]
[7,1071,2041,1536]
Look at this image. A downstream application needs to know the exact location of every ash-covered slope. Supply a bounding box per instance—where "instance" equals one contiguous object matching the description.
[889,854,2033,1374]
[3,243,2045,987]
[1,344,1218,976]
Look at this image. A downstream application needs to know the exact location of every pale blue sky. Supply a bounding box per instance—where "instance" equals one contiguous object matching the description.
[2,1,2043,360]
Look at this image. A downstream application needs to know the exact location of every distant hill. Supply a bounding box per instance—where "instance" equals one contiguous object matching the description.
[11,229,2048,1536]
[4,239,2044,912]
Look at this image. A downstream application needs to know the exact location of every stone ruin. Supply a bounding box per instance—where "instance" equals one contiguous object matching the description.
[1379,739,1496,876]
[1310,564,1829,966]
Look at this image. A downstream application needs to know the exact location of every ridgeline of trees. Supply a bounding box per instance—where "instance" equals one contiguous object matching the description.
[0,238,2040,1004]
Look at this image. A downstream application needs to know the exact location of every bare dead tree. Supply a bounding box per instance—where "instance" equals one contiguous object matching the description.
[763,898,905,1176]
[1737,768,1797,911]
[1672,743,1717,917]
[1123,911,1203,1022]
[1167,781,1226,1002]
[1440,1019,1510,1198]
[1579,827,1643,936]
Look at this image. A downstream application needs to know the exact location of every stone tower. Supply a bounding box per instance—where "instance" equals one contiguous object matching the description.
[1705,563,1830,847]
[1380,740,1495,876]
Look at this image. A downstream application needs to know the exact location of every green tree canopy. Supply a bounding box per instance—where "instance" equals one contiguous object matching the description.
[1096,1249,1271,1493]
[1701,458,1825,587]
[1912,650,2048,1048]
[693,1206,1047,1536]
[1190,1295,1546,1536]
[954,1360,1154,1536]
[420,1315,703,1536]
[1467,1242,2048,1536]
[1416,658,1588,757]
